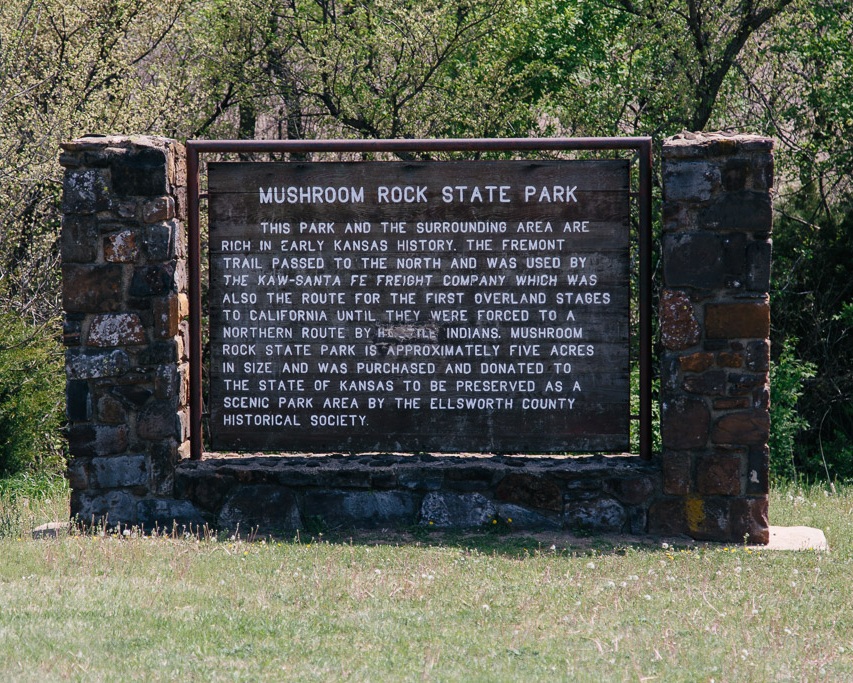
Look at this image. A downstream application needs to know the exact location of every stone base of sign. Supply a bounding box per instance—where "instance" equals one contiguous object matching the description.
[60,132,774,543]
[170,453,659,534]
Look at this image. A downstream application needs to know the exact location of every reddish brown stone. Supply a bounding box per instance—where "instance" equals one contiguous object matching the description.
[713,397,750,410]
[705,302,770,339]
[87,313,146,347]
[662,397,710,449]
[730,496,769,544]
[679,352,714,373]
[495,473,562,512]
[143,196,175,223]
[717,352,744,368]
[696,453,742,495]
[660,289,701,351]
[662,452,692,495]
[62,264,123,313]
[647,498,688,535]
[104,230,138,262]
[712,409,770,446]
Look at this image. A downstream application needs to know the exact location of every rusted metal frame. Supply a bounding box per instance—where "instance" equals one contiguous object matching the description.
[186,137,654,461]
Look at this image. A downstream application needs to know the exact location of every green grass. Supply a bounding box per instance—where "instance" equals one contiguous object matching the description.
[1,481,852,681]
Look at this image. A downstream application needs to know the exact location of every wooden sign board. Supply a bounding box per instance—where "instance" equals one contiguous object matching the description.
[208,160,630,453]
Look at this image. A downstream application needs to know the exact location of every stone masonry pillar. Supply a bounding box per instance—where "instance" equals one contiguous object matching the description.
[60,135,201,528]
[652,133,773,543]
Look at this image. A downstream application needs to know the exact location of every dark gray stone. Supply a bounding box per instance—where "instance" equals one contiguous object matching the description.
[66,380,90,421]
[61,215,99,262]
[91,454,147,488]
[111,146,168,196]
[302,489,416,529]
[66,348,131,380]
[663,232,724,289]
[71,489,137,526]
[137,400,180,441]
[564,497,627,533]
[137,499,208,530]
[419,492,495,528]
[494,503,562,531]
[217,485,301,533]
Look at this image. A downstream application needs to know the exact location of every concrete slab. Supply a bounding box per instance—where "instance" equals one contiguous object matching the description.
[756,526,829,551]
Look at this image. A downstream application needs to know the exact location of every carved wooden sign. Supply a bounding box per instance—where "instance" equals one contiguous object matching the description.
[208,160,630,452]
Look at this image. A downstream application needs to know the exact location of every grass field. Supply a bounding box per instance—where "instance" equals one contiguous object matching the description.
[1,479,851,682]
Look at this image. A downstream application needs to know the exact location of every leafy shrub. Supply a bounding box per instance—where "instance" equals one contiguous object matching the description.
[0,315,65,476]
[769,338,816,482]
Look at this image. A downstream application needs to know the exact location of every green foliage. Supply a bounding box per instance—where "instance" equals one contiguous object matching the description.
[769,339,816,481]
[0,316,65,476]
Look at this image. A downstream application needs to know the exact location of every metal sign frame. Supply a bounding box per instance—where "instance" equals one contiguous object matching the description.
[187,137,653,460]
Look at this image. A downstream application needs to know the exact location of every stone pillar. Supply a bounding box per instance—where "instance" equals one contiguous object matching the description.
[653,133,773,543]
[60,135,201,528]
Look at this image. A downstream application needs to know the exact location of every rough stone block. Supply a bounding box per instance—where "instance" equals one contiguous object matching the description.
[217,484,301,532]
[494,503,562,530]
[62,168,110,214]
[138,340,179,366]
[71,489,137,526]
[137,498,208,531]
[144,221,177,261]
[96,394,127,424]
[604,475,656,505]
[661,452,692,495]
[564,497,626,533]
[705,302,770,339]
[647,498,688,535]
[91,424,129,457]
[419,492,495,528]
[662,160,719,201]
[684,496,731,541]
[712,409,770,446]
[137,400,180,441]
[129,264,176,297]
[494,473,562,511]
[303,489,416,530]
[61,215,99,262]
[716,352,743,368]
[728,372,767,396]
[660,289,701,351]
[143,196,175,223]
[746,240,772,291]
[679,352,714,373]
[699,191,772,231]
[87,313,147,347]
[661,397,710,449]
[66,380,90,421]
[63,315,83,347]
[67,458,89,490]
[62,264,123,313]
[747,446,770,495]
[713,397,750,410]
[683,369,727,396]
[110,146,168,196]
[91,454,147,489]
[663,232,724,289]
[66,348,130,379]
[104,230,139,263]
[696,453,742,495]
[746,341,770,372]
[730,496,769,544]
[153,295,180,339]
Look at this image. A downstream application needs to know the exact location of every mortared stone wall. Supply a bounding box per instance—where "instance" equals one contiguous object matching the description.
[60,133,773,541]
